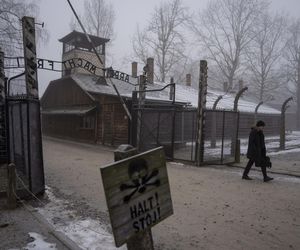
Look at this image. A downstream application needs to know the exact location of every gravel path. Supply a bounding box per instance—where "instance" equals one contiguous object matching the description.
[42,137,300,250]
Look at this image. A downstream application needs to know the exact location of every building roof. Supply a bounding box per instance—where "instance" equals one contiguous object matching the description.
[59,30,110,48]
[42,105,96,115]
[63,73,280,114]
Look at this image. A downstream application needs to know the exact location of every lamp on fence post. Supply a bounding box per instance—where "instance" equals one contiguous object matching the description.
[280,97,293,150]
[254,101,263,122]
[233,86,248,162]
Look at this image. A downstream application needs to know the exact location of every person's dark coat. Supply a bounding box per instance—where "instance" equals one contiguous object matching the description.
[246,127,266,166]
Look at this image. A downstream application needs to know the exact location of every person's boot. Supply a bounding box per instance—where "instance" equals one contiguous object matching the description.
[242,175,252,180]
[264,176,274,182]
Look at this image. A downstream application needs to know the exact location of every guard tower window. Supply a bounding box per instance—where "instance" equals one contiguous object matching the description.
[64,43,75,53]
[96,45,103,55]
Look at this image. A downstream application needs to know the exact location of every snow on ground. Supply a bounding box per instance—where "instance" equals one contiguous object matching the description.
[179,131,300,161]
[9,232,58,250]
[37,187,127,250]
[240,131,300,155]
[23,232,57,250]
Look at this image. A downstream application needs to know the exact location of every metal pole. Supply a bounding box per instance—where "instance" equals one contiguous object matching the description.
[280,97,293,150]
[221,111,225,164]
[136,75,146,151]
[7,163,17,209]
[232,86,248,156]
[26,99,32,192]
[297,53,300,129]
[130,91,138,147]
[254,101,263,122]
[235,112,240,163]
[211,95,222,148]
[233,87,248,112]
[4,77,10,163]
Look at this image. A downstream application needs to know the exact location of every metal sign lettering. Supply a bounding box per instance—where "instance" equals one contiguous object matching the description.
[104,67,130,83]
[100,147,173,247]
[4,57,131,83]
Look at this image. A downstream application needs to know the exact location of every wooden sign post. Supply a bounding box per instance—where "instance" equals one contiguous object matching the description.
[100,147,173,248]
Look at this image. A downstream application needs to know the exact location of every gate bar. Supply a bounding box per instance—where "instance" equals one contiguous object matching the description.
[221,111,225,164]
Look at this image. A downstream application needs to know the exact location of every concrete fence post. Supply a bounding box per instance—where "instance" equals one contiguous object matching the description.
[235,139,241,163]
[232,87,248,158]
[195,60,208,166]
[280,97,293,150]
[7,163,17,209]
[211,95,222,148]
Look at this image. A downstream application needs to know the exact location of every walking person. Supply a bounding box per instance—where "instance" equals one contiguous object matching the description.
[242,120,273,182]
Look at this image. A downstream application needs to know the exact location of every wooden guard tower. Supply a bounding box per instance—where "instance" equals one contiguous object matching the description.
[59,30,109,76]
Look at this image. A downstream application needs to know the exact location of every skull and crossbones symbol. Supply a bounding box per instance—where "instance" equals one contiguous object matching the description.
[120,158,160,203]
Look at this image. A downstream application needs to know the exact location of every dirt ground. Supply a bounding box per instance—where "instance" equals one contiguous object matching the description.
[42,136,300,250]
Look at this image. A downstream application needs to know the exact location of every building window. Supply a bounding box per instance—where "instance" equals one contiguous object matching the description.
[64,43,75,53]
[95,44,103,54]
[80,115,95,129]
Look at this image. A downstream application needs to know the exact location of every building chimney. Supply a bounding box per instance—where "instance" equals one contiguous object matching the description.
[239,79,243,91]
[146,57,154,84]
[132,62,137,77]
[186,74,191,86]
[223,82,228,92]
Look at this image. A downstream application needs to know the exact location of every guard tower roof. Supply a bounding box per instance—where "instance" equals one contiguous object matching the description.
[59,30,110,48]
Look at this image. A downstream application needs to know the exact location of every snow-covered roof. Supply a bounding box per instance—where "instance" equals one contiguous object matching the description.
[71,74,280,114]
[172,84,280,114]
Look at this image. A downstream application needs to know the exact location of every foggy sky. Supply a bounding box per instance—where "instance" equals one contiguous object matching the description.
[37,0,300,96]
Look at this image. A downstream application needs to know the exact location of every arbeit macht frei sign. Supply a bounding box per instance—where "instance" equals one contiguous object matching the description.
[36,58,130,82]
[100,147,173,247]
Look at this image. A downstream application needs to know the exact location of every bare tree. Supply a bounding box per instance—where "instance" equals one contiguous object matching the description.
[0,0,47,55]
[190,0,269,90]
[131,25,150,66]
[284,18,300,129]
[70,0,115,40]
[245,12,286,101]
[131,0,189,82]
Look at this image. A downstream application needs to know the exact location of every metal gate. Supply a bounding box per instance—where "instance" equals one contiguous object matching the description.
[173,108,198,162]
[131,102,176,159]
[7,74,45,196]
[202,110,239,164]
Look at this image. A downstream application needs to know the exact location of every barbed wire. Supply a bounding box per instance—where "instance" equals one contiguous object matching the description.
[14,174,111,237]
